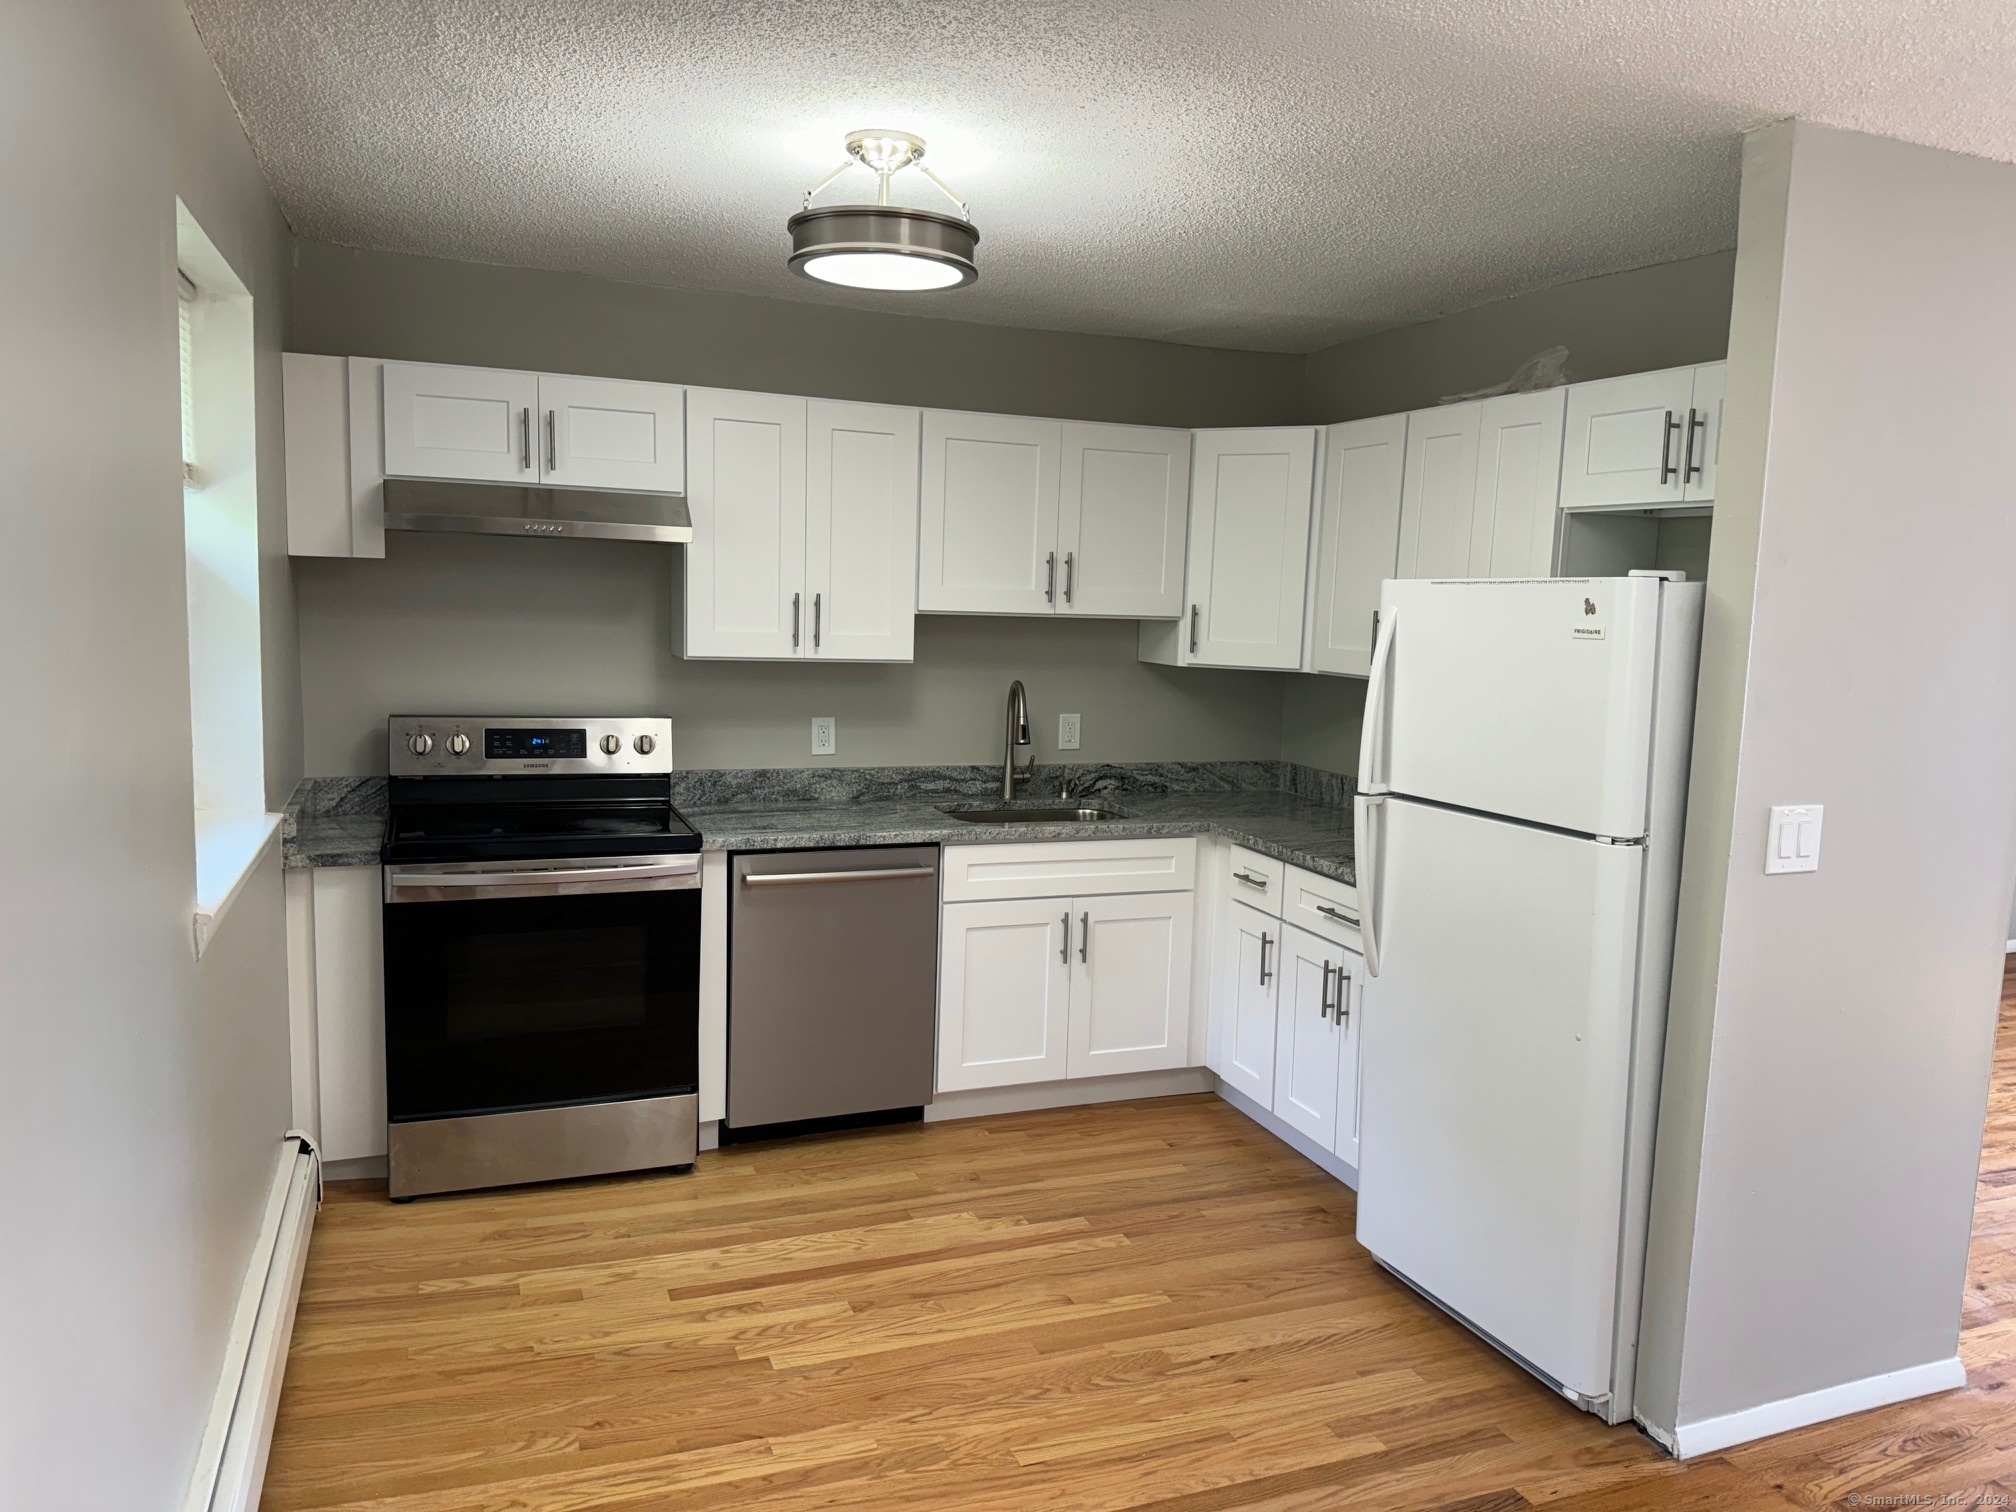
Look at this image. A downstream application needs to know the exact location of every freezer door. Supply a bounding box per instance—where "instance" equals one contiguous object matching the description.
[1361,576,1663,838]
[1355,797,1645,1403]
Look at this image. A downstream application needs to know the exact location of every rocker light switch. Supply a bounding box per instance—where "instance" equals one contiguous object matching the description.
[1765,804,1823,874]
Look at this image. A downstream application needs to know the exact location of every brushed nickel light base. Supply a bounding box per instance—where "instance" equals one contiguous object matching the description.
[789,129,979,291]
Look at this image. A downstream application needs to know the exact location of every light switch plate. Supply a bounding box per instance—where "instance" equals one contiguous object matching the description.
[1765,804,1823,874]
[1058,713,1081,751]
[811,717,836,757]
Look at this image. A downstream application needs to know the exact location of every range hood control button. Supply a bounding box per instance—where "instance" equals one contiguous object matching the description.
[601,734,623,755]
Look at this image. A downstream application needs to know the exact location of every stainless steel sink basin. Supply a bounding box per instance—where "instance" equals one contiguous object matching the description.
[942,805,1130,824]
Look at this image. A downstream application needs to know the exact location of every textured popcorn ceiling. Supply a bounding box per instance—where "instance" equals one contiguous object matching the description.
[186,0,2016,353]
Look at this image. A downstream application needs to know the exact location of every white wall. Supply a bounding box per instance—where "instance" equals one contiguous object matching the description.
[0,3,298,1507]
[1636,121,2016,1445]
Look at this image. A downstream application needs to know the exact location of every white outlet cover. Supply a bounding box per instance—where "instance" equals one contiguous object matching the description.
[811,717,836,757]
[1059,713,1081,751]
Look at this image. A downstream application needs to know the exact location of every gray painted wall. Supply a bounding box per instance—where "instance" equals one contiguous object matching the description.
[1,2,297,1506]
[298,533,1288,774]
[1637,122,2016,1438]
[1303,251,1736,423]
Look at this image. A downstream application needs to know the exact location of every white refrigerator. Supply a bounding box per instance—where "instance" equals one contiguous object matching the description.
[1353,573,1703,1425]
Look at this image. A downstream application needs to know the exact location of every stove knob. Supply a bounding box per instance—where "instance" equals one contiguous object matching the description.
[633,733,657,755]
[600,734,623,755]
[446,733,471,756]
[406,732,433,756]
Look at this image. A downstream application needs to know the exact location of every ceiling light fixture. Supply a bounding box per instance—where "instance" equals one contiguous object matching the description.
[786,129,978,292]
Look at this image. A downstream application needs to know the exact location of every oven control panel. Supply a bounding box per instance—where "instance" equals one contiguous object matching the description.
[389,716,672,776]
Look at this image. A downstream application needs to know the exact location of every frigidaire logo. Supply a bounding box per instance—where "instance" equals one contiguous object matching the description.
[1584,598,1597,615]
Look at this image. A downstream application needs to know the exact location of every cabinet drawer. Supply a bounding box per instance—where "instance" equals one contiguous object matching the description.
[942,838,1196,903]
[1225,846,1284,914]
[1283,864,1359,946]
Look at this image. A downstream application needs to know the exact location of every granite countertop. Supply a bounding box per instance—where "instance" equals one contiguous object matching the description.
[284,761,1357,886]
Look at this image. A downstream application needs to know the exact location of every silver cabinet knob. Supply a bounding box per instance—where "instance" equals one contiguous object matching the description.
[601,733,623,755]
[633,733,657,755]
[446,733,471,756]
[406,732,433,756]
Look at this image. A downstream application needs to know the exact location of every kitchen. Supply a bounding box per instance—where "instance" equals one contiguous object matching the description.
[11,5,2016,1511]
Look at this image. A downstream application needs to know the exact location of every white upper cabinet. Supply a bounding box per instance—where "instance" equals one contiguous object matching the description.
[1057,423,1190,618]
[805,400,920,662]
[379,361,686,492]
[538,373,685,494]
[1066,892,1194,1079]
[1560,363,1724,510]
[1468,388,1567,578]
[1395,403,1482,578]
[382,362,538,483]
[1175,427,1319,670]
[682,388,808,661]
[919,411,1063,614]
[1309,414,1406,676]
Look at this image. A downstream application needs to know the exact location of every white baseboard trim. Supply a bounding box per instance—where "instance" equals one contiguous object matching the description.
[2005,937,2015,954]
[1658,1355,1966,1458]
[699,1119,720,1152]
[1213,1082,1360,1189]
[182,1134,320,1512]
[925,1066,1215,1122]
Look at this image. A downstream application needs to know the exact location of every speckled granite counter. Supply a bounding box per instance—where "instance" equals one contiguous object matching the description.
[283,762,1357,885]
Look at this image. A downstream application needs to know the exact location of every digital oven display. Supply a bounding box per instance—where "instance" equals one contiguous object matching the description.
[485,728,588,760]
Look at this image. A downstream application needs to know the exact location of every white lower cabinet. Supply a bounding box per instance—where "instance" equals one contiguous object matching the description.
[937,899,1073,1091]
[1067,892,1194,1079]
[1217,899,1281,1104]
[1271,923,1364,1163]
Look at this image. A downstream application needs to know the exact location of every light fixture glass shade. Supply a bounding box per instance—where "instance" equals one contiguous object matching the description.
[787,205,978,291]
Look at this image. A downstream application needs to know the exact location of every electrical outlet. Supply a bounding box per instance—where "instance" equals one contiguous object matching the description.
[1058,713,1081,751]
[811,717,836,757]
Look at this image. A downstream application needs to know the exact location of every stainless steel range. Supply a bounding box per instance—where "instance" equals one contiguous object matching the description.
[379,715,702,1200]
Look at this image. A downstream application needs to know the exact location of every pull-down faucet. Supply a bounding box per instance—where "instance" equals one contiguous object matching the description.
[1002,680,1032,800]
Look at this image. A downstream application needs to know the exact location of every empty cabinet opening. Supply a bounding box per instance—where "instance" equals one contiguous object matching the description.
[1557,509,1712,582]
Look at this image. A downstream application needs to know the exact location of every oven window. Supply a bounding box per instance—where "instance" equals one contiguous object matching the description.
[384,888,700,1122]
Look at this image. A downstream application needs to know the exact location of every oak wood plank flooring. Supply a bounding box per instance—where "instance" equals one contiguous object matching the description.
[265,963,2016,1510]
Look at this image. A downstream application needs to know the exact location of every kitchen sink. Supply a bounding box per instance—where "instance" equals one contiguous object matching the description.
[941,804,1131,824]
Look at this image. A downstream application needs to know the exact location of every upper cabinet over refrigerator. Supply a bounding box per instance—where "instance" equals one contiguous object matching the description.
[1559,362,1725,511]
[1360,576,1681,839]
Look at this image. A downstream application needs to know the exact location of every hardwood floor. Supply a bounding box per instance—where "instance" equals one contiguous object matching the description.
[266,965,2016,1511]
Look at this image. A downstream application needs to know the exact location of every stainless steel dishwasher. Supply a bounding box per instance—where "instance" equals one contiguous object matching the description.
[727,846,940,1136]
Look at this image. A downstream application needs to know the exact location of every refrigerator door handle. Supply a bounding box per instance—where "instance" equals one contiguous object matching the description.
[1356,793,1385,977]
[1358,603,1397,792]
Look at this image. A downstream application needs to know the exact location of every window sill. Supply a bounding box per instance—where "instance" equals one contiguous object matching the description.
[195,810,283,958]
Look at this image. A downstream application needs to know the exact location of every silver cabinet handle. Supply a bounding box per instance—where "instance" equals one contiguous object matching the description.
[792,591,801,648]
[1259,930,1272,986]
[519,407,531,470]
[1659,409,1681,485]
[743,865,937,887]
[812,592,822,649]
[1061,912,1070,964]
[1337,970,1353,1026]
[1079,911,1089,964]
[1683,407,1705,483]
[1045,551,1057,603]
[545,410,557,473]
[1189,604,1199,653]
[1063,552,1074,603]
[1315,902,1353,923]
[1233,870,1268,890]
[387,855,699,903]
[1319,961,1333,1021]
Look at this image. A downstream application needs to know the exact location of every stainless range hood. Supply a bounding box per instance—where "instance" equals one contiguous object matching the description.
[381,478,692,544]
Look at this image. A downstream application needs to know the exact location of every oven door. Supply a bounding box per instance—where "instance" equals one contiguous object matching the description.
[382,854,701,1122]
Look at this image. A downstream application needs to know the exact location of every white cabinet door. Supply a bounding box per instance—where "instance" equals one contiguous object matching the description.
[683,388,808,660]
[538,373,684,494]
[1067,892,1193,1079]
[1185,427,1318,670]
[937,899,1072,1091]
[381,362,537,483]
[806,399,919,662]
[1469,389,1567,579]
[1682,361,1725,503]
[1272,923,1343,1149]
[1217,899,1280,1103]
[1395,402,1481,578]
[1332,943,1366,1168]
[311,866,385,1164]
[1310,414,1406,676]
[1058,422,1189,619]
[919,412,1062,614]
[1559,367,1694,510]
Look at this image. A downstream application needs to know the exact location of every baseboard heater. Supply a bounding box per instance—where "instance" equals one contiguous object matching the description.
[182,1132,321,1512]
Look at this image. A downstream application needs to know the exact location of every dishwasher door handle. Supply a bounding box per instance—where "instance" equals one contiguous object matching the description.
[741,865,938,887]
